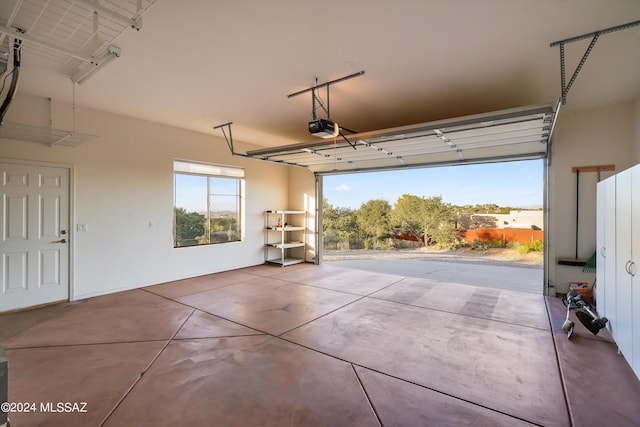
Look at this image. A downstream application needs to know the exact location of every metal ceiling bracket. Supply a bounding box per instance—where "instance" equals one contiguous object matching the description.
[551,20,640,105]
[287,71,365,99]
[213,122,306,168]
[214,122,243,156]
[288,71,365,147]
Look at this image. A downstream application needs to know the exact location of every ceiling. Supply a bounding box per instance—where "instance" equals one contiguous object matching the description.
[1,0,639,155]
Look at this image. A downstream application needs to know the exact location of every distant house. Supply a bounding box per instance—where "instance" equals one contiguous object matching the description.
[458,210,543,231]
[458,210,544,244]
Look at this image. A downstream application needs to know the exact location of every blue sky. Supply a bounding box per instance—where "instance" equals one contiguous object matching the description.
[323,159,543,209]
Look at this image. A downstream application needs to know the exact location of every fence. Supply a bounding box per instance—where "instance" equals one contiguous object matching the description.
[462,228,543,244]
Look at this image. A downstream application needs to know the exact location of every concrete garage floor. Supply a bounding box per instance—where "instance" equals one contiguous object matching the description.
[1,263,639,426]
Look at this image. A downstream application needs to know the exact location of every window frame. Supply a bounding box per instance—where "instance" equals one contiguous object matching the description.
[173,159,245,248]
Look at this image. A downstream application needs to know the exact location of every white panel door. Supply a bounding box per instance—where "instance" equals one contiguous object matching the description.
[1,162,69,312]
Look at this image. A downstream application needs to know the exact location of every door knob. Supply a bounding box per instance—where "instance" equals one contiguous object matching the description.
[54,239,67,244]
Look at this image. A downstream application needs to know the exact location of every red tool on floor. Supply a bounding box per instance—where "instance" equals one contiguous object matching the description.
[561,291,608,338]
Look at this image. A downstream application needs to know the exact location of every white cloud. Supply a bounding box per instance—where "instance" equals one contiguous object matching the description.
[334,184,350,192]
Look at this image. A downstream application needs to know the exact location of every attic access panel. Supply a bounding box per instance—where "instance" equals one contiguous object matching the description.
[246,104,556,175]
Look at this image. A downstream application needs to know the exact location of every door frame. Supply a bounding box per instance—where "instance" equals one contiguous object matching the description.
[1,157,75,307]
[314,159,549,295]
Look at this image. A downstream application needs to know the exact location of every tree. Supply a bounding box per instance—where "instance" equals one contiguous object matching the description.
[336,207,359,248]
[392,194,457,247]
[357,199,391,248]
[323,199,360,249]
[392,194,426,242]
[423,196,455,246]
[174,207,205,246]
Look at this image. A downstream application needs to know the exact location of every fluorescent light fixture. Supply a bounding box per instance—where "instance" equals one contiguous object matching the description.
[71,45,121,84]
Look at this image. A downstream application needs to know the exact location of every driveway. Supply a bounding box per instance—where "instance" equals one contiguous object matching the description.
[323,249,544,294]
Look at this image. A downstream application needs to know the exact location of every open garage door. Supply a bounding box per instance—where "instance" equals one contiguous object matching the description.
[246,103,557,295]
[246,103,557,174]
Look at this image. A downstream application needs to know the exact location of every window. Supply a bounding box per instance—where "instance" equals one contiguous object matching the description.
[173,160,244,247]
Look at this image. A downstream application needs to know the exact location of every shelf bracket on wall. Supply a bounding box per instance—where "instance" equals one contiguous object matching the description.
[550,20,640,105]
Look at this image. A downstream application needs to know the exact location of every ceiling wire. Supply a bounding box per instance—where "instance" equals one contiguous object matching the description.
[72,81,76,133]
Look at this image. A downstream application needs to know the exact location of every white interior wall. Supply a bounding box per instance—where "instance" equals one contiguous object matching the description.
[547,101,636,295]
[287,166,316,262]
[1,92,291,300]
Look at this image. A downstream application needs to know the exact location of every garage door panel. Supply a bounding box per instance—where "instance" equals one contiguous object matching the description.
[247,103,556,174]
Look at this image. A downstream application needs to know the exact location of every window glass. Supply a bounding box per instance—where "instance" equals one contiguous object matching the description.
[174,161,243,247]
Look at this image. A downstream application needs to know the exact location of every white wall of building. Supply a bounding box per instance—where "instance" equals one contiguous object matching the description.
[1,92,291,300]
[470,210,544,230]
[547,100,637,294]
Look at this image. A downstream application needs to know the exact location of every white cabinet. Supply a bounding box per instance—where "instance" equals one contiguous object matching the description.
[264,210,306,266]
[596,177,616,325]
[615,167,640,379]
[597,164,640,380]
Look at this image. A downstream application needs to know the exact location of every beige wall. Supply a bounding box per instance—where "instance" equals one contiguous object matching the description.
[547,101,636,294]
[1,92,291,300]
[287,166,316,262]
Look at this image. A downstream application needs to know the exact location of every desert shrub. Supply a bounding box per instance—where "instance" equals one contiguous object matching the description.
[484,239,505,248]
[470,238,487,250]
[518,240,544,254]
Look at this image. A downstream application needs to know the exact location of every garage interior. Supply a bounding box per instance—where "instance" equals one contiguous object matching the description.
[1,1,640,425]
